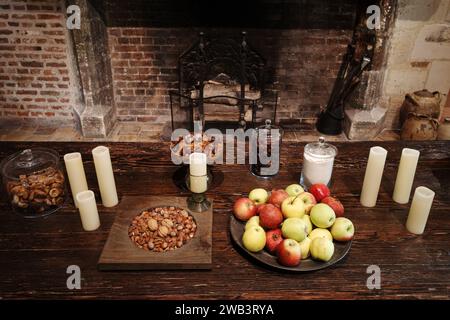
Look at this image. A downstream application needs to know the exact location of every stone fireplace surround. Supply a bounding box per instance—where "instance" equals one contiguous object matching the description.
[1,0,449,140]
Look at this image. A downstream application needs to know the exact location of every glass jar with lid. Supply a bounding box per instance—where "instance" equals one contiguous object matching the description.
[301,137,337,188]
[250,119,283,178]
[1,148,67,218]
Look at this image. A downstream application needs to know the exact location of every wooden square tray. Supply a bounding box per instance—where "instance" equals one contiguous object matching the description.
[98,196,212,270]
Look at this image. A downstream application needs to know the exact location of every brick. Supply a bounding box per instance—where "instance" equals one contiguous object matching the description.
[21,61,44,68]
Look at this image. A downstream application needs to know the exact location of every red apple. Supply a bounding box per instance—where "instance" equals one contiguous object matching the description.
[268,189,289,208]
[265,229,283,255]
[309,183,331,202]
[259,204,284,229]
[233,198,257,221]
[321,196,345,217]
[277,239,302,267]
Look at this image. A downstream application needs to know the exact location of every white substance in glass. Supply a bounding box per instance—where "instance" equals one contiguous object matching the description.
[302,152,334,187]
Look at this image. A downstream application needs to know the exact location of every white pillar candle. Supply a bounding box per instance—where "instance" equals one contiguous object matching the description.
[189,175,207,193]
[406,186,435,235]
[360,146,388,207]
[393,148,420,204]
[92,146,118,207]
[189,152,207,176]
[64,152,88,208]
[76,190,100,231]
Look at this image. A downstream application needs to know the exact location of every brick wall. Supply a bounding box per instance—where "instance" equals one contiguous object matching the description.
[0,0,77,125]
[108,27,351,124]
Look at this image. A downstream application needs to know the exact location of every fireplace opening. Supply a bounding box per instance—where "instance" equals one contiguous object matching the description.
[170,31,277,132]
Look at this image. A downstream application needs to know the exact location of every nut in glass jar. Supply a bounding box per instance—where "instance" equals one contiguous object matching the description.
[1,148,67,218]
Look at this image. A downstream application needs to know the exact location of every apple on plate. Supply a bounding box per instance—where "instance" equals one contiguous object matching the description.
[285,184,304,197]
[268,189,289,208]
[281,217,308,242]
[245,216,260,231]
[310,203,336,228]
[249,188,269,205]
[299,237,312,259]
[331,217,355,242]
[259,204,284,229]
[233,198,257,221]
[308,228,333,242]
[297,192,317,214]
[301,214,313,235]
[281,196,306,218]
[310,237,334,262]
[309,183,331,202]
[276,239,302,267]
[242,226,266,252]
[321,196,345,217]
[265,229,283,255]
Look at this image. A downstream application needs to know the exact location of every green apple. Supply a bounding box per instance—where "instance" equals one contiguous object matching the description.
[331,217,355,242]
[310,237,334,262]
[245,216,260,231]
[285,184,304,197]
[281,196,306,218]
[310,203,336,228]
[308,228,333,242]
[249,188,269,205]
[281,218,308,242]
[299,237,312,259]
[242,226,266,252]
[301,214,313,235]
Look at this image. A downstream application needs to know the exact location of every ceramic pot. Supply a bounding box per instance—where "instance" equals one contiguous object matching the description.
[400,90,441,126]
[401,113,439,141]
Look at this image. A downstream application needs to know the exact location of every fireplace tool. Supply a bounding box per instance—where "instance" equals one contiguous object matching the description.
[317,46,372,135]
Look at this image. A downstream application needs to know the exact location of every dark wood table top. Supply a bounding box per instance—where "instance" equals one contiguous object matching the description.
[0,140,449,300]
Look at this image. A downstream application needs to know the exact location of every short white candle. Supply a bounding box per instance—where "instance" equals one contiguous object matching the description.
[64,152,88,208]
[92,146,118,207]
[76,190,100,231]
[189,175,207,193]
[189,152,207,176]
[360,146,388,207]
[406,186,435,235]
[393,148,420,204]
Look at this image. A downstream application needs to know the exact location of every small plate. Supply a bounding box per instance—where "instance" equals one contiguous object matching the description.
[229,215,352,272]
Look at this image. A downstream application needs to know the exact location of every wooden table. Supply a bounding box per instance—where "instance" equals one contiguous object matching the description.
[0,141,449,299]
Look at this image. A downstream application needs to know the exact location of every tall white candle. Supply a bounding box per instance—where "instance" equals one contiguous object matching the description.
[92,146,118,207]
[189,152,207,176]
[360,146,388,207]
[393,148,420,204]
[406,186,435,235]
[64,152,88,208]
[76,190,100,231]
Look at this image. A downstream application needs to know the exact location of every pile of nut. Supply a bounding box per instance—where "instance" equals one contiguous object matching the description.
[128,207,197,252]
[6,167,65,213]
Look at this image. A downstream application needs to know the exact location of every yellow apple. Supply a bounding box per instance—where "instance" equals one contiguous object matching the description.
[308,228,333,242]
[281,196,306,218]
